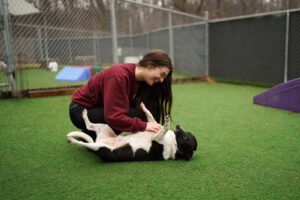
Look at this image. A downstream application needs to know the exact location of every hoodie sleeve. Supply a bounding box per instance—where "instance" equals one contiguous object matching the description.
[103,75,147,132]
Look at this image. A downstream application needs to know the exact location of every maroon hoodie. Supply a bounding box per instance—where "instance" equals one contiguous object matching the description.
[72,63,147,132]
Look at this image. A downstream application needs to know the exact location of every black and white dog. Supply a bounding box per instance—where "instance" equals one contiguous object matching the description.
[67,103,197,162]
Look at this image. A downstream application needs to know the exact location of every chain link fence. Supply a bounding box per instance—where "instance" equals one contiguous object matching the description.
[209,9,300,85]
[0,0,206,96]
[0,0,300,97]
[209,13,287,84]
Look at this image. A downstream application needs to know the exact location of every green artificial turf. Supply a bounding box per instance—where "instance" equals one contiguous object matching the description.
[0,69,88,90]
[18,69,89,89]
[0,82,299,199]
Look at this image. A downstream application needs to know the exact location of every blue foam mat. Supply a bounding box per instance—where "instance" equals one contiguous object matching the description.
[55,66,90,81]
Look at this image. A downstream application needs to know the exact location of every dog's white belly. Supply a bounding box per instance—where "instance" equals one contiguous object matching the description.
[127,132,154,153]
[99,132,154,153]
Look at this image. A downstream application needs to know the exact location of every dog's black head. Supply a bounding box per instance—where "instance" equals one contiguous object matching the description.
[174,125,197,161]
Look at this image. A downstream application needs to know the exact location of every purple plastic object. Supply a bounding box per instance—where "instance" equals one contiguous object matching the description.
[253,78,300,113]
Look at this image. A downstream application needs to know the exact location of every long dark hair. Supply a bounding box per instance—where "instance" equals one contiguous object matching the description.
[132,49,173,124]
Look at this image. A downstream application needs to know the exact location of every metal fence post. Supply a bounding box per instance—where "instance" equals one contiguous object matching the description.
[284,11,290,82]
[37,27,44,61]
[43,17,49,62]
[146,32,150,51]
[110,0,118,64]
[168,12,174,68]
[129,6,134,56]
[205,11,210,77]
[93,32,97,64]
[0,0,18,96]
[68,39,72,64]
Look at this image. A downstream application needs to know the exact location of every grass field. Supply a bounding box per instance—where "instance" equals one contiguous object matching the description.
[1,82,299,199]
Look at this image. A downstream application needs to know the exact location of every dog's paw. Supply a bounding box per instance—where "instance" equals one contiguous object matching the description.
[82,109,87,117]
[67,137,73,143]
[164,115,170,122]
[139,102,145,109]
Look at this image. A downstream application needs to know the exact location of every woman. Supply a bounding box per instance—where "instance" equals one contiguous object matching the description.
[69,49,173,140]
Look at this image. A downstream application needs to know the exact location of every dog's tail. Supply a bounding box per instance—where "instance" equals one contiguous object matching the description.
[67,131,94,143]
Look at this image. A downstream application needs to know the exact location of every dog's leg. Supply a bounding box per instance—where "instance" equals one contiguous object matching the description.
[140,102,157,123]
[67,136,101,151]
[82,109,99,132]
[67,131,94,143]
[153,115,170,142]
[82,109,116,140]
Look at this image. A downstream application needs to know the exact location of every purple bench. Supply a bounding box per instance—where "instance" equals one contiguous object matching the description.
[253,78,300,113]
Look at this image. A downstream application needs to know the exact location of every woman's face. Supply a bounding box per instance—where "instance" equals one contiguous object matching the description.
[144,66,170,86]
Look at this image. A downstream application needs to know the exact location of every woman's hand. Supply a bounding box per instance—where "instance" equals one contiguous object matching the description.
[145,122,163,133]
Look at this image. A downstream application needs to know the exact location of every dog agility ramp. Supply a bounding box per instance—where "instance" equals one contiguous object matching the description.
[253,78,300,112]
[55,66,90,81]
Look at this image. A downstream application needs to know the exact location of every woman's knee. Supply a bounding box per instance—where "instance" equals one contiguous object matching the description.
[69,102,85,129]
